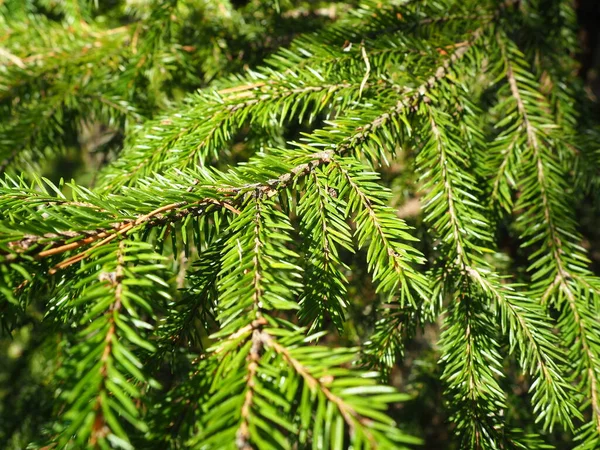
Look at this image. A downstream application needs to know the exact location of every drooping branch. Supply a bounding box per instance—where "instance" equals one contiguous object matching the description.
[259,330,377,447]
[496,32,600,434]
[235,329,263,450]
[90,240,126,446]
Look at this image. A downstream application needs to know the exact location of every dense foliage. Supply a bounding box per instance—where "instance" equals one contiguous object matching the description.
[1,0,599,448]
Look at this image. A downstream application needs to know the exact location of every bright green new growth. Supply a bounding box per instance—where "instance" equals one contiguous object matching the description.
[1,0,599,449]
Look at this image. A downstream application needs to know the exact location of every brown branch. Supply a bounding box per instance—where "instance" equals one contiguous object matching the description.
[213,151,334,198]
[47,199,236,274]
[219,199,267,448]
[211,321,382,444]
[4,151,331,276]
[3,198,235,271]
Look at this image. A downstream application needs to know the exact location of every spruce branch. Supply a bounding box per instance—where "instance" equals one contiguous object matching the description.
[1,198,233,266]
[419,98,577,432]
[0,150,332,275]
[194,316,418,449]
[51,240,168,448]
[440,291,507,449]
[312,25,486,164]
[297,168,352,332]
[1,2,598,448]
[101,3,492,190]
[332,157,429,306]
[263,331,379,446]
[235,329,263,450]
[88,240,127,447]
[492,31,600,442]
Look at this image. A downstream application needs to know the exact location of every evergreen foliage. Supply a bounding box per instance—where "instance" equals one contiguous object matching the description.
[0,0,599,449]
